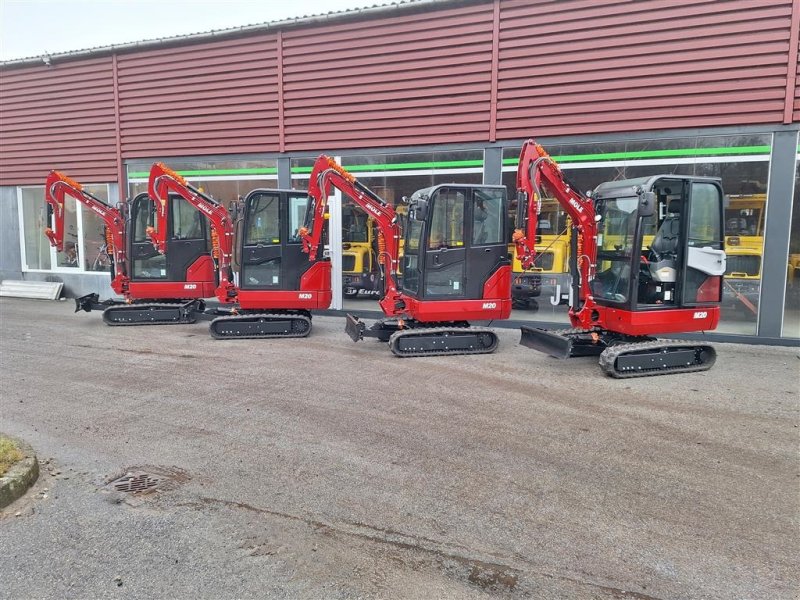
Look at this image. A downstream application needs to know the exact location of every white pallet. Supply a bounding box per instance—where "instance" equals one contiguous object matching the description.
[0,280,63,300]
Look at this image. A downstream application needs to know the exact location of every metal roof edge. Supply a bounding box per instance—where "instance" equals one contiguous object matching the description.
[0,0,462,69]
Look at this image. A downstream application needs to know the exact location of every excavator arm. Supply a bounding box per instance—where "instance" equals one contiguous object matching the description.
[514,140,597,308]
[147,162,237,303]
[302,155,405,316]
[44,170,129,295]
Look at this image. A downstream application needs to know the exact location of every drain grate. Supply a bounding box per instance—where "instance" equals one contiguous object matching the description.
[105,466,189,497]
[110,473,160,493]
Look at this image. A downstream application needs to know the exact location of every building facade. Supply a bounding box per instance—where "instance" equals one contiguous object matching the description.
[1,0,798,341]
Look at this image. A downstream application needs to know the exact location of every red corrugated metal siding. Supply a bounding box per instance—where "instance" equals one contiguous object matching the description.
[1,0,798,188]
[794,39,800,122]
[495,0,796,138]
[0,57,117,185]
[281,2,494,151]
[117,34,280,158]
[795,63,799,122]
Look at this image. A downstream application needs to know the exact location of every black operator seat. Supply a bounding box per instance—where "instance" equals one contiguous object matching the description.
[650,199,681,261]
[646,198,681,285]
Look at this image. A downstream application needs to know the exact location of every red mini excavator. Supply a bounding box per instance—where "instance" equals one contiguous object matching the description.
[147,163,331,338]
[44,170,214,325]
[301,156,512,357]
[513,140,727,377]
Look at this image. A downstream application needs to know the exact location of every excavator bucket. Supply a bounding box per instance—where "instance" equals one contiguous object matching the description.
[519,326,573,359]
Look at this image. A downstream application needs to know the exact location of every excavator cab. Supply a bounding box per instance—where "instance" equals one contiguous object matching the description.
[304,156,510,356]
[515,140,728,377]
[127,192,216,289]
[239,189,318,291]
[401,184,510,303]
[590,176,726,314]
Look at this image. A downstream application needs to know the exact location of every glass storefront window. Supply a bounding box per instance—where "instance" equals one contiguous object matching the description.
[80,185,112,272]
[126,159,278,180]
[329,151,484,311]
[338,150,483,207]
[127,159,278,207]
[20,187,51,270]
[19,184,112,273]
[783,155,800,338]
[128,178,277,204]
[54,196,79,268]
[290,157,316,191]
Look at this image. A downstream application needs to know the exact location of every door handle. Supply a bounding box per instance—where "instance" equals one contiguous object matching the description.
[484,248,492,253]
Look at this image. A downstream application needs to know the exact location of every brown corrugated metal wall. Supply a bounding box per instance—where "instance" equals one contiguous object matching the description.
[281,2,494,151]
[1,0,798,185]
[496,0,795,138]
[795,57,800,122]
[0,57,118,184]
[117,34,280,158]
[787,0,800,124]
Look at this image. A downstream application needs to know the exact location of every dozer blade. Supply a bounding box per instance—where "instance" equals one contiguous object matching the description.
[75,292,101,313]
[520,326,573,359]
[345,313,365,342]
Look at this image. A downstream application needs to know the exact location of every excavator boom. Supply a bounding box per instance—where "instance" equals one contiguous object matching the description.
[44,170,129,296]
[147,162,238,304]
[303,155,404,318]
[514,141,596,311]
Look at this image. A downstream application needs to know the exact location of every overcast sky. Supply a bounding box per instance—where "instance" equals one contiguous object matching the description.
[0,0,389,61]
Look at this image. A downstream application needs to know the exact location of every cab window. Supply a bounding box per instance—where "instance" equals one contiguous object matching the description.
[472,189,504,246]
[245,194,280,245]
[428,189,465,249]
[132,197,155,242]
[172,198,204,240]
[288,196,307,243]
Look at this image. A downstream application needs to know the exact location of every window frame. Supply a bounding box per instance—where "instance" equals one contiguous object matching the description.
[17,183,112,274]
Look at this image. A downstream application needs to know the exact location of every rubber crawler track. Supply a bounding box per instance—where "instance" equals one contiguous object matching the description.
[599,339,717,378]
[209,313,312,339]
[388,326,498,357]
[102,303,198,326]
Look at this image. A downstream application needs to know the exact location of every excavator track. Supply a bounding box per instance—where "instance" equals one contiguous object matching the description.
[102,302,200,326]
[388,326,498,357]
[599,339,716,378]
[209,313,311,339]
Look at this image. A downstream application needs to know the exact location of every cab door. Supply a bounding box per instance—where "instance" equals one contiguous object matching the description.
[281,192,314,290]
[422,188,467,299]
[464,187,508,298]
[240,190,282,290]
[128,193,166,280]
[680,180,726,305]
[166,196,208,281]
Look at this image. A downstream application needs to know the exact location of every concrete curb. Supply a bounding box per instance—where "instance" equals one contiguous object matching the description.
[0,436,39,509]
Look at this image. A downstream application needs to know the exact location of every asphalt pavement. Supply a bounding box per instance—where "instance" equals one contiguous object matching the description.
[0,298,798,599]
